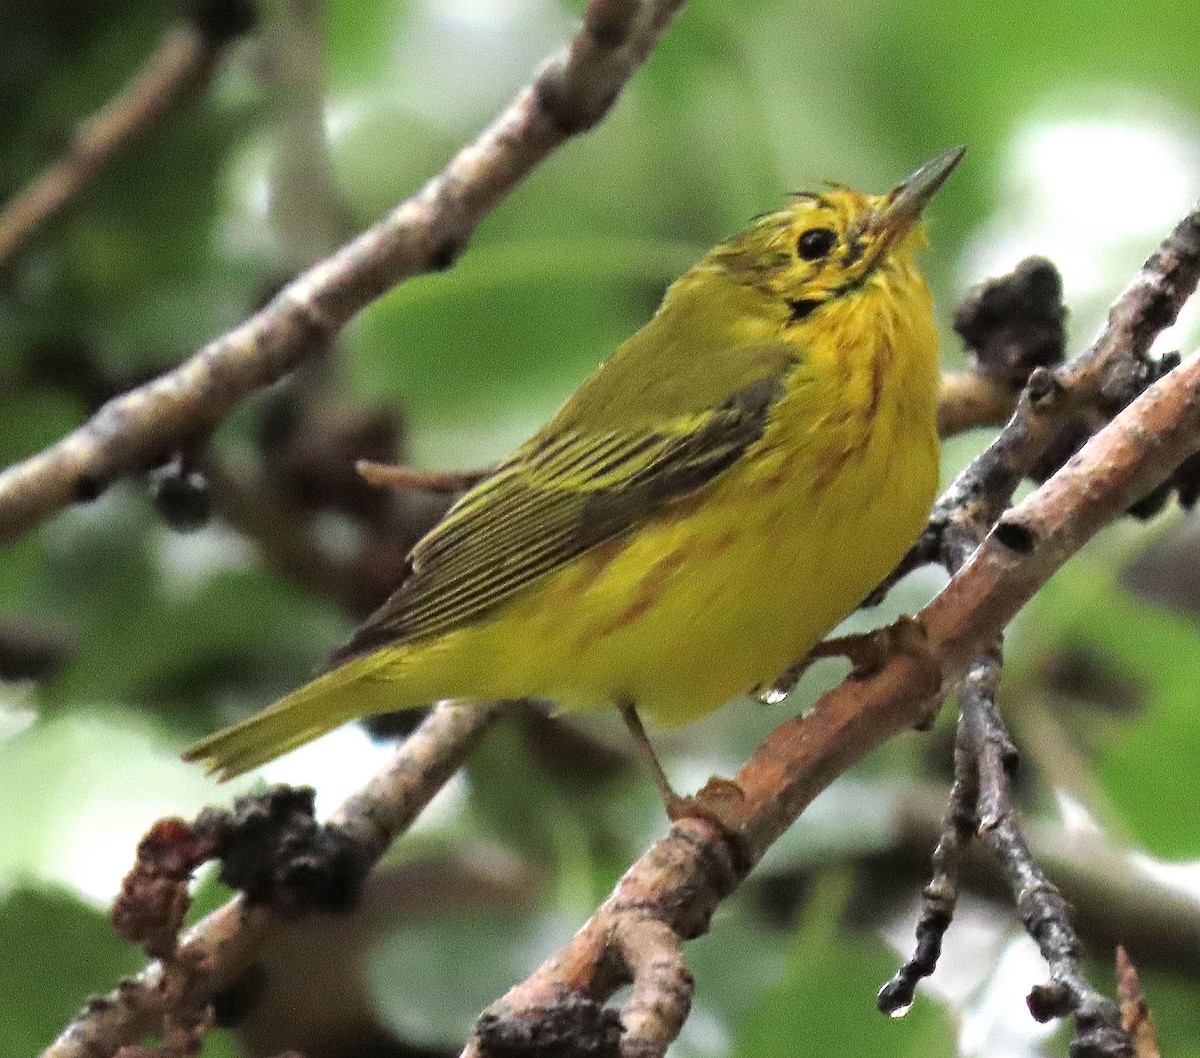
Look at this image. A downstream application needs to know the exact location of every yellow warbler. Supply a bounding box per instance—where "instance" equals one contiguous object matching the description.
[185,148,963,814]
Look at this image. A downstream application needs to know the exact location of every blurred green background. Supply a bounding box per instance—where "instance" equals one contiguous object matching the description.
[4,1,1200,1056]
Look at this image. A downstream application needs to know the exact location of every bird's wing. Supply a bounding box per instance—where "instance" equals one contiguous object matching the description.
[329,367,794,665]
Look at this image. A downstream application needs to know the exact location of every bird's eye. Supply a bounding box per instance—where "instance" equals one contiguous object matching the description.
[797,228,837,261]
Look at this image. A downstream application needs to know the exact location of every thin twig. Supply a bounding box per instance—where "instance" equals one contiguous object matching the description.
[355,458,493,495]
[875,699,980,1014]
[962,659,1131,1056]
[935,256,1068,438]
[0,0,689,546]
[0,6,255,273]
[936,371,1020,437]
[949,204,1200,520]
[826,783,1200,979]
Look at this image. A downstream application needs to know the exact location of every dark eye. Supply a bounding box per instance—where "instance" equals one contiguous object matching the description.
[797,228,837,260]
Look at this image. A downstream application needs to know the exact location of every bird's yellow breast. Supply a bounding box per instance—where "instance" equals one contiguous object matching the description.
[462,262,941,726]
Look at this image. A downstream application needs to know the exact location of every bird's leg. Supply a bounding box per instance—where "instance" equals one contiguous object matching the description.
[617,700,748,839]
[759,615,941,705]
[618,699,680,808]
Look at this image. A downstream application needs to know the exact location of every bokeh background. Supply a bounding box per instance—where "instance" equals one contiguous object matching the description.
[4,1,1200,1056]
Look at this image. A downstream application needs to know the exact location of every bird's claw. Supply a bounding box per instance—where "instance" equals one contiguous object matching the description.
[665,777,752,863]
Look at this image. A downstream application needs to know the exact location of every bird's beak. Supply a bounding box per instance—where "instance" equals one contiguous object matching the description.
[859,145,965,267]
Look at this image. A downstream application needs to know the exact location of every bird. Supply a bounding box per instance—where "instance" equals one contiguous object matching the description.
[184,147,964,822]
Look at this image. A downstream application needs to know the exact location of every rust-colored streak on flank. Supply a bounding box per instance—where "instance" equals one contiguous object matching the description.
[866,340,893,419]
[600,549,691,638]
[538,537,626,616]
[759,451,796,492]
[702,529,738,557]
[808,446,852,499]
[836,335,858,391]
[587,547,692,643]
[579,537,626,579]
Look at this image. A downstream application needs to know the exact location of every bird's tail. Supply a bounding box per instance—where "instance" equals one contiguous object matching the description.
[182,652,434,780]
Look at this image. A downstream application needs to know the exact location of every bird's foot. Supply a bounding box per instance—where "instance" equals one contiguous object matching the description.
[758,615,940,705]
[665,776,746,829]
[617,700,751,859]
[664,776,751,861]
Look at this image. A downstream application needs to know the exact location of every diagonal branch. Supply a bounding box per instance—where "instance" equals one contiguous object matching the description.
[871,205,1200,603]
[0,3,256,274]
[863,217,1200,1058]
[41,701,499,1058]
[0,0,689,546]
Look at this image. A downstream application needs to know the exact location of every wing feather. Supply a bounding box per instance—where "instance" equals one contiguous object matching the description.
[328,368,794,666]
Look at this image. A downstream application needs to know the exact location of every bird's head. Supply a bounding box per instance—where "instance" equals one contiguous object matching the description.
[708,147,965,321]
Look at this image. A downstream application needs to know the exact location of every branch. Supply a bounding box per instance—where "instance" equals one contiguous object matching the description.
[936,256,1068,438]
[871,210,1200,603]
[761,225,1197,1057]
[42,701,499,1058]
[867,214,1198,1056]
[0,0,689,546]
[831,783,1200,980]
[0,2,256,273]
[882,655,1130,1055]
[936,371,1020,436]
[964,660,1126,1052]
[355,458,493,495]
[873,685,981,1011]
